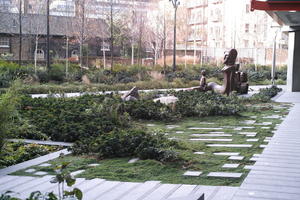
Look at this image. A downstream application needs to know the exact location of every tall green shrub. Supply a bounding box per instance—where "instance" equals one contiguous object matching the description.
[0,81,20,152]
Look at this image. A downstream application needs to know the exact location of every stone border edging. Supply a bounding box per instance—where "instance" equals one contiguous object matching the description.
[7,139,73,147]
[0,149,70,176]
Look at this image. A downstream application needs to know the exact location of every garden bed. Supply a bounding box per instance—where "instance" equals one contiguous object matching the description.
[12,102,290,186]
[0,141,62,169]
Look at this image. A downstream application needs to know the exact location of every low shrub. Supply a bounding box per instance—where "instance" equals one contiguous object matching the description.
[124,100,177,121]
[245,86,282,103]
[19,95,131,142]
[172,90,245,117]
[0,142,57,168]
[71,129,179,162]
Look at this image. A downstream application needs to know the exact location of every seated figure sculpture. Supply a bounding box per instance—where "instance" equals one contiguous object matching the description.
[190,70,208,92]
[206,49,249,95]
[199,70,208,91]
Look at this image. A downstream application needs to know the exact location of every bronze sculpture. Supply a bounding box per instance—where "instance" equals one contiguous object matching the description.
[121,86,140,101]
[206,49,249,95]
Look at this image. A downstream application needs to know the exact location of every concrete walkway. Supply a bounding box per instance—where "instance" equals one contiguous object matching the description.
[7,139,73,147]
[30,85,282,98]
[232,92,300,200]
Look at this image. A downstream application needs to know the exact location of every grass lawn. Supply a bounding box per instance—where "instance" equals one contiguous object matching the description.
[12,102,291,186]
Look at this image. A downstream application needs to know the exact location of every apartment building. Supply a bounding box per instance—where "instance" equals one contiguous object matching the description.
[186,0,288,65]
[0,0,154,62]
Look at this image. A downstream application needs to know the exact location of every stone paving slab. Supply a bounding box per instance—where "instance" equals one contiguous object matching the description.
[207,144,252,148]
[25,169,36,173]
[194,152,205,155]
[222,164,240,169]
[229,156,244,161]
[213,152,240,156]
[191,134,232,137]
[188,127,223,130]
[34,171,48,176]
[183,171,202,177]
[190,138,233,142]
[71,170,85,176]
[128,158,140,163]
[38,163,51,167]
[207,172,243,178]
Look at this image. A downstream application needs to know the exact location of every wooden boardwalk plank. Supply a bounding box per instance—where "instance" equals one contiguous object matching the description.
[231,95,300,200]
[95,182,140,200]
[119,181,161,200]
[142,184,181,200]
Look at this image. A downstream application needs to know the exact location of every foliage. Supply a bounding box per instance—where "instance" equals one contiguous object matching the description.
[0,60,287,93]
[71,129,179,162]
[0,142,58,169]
[172,90,245,117]
[247,86,282,103]
[123,99,176,121]
[50,162,83,200]
[19,95,131,142]
[0,81,20,152]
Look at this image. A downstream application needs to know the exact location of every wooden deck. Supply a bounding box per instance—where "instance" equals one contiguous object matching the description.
[0,175,238,200]
[232,92,300,200]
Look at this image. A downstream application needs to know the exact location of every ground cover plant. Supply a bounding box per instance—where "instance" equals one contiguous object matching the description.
[13,101,290,186]
[11,86,289,186]
[0,142,61,169]
[16,90,245,142]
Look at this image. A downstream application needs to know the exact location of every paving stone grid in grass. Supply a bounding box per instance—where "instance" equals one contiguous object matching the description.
[12,102,291,186]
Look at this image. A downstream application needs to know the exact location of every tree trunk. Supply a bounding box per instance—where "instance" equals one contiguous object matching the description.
[172,7,177,72]
[34,36,38,74]
[131,43,134,65]
[193,38,196,65]
[66,36,69,78]
[102,40,106,68]
[80,0,85,71]
[110,1,114,71]
[19,0,22,67]
[184,39,187,69]
[46,0,50,72]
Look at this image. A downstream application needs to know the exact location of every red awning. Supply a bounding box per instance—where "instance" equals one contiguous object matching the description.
[251,0,300,11]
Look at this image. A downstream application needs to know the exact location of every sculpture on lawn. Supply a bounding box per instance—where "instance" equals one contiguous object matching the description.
[206,49,249,95]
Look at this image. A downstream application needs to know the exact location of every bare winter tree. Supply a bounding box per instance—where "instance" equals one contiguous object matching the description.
[26,0,47,73]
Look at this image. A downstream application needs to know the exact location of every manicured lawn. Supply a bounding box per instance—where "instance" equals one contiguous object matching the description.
[12,102,291,186]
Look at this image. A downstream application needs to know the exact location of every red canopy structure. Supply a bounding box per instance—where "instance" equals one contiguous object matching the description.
[251,0,300,11]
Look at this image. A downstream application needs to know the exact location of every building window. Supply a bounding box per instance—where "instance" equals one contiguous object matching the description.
[246,4,250,13]
[36,49,44,60]
[0,38,10,48]
[71,50,78,57]
[245,24,249,33]
[101,42,110,51]
[244,40,249,48]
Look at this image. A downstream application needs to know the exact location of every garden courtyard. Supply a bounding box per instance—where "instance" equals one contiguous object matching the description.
[1,79,299,199]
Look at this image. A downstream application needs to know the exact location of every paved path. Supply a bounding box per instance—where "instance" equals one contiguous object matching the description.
[0,175,237,200]
[232,92,300,200]
[30,85,283,98]
[7,139,73,147]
